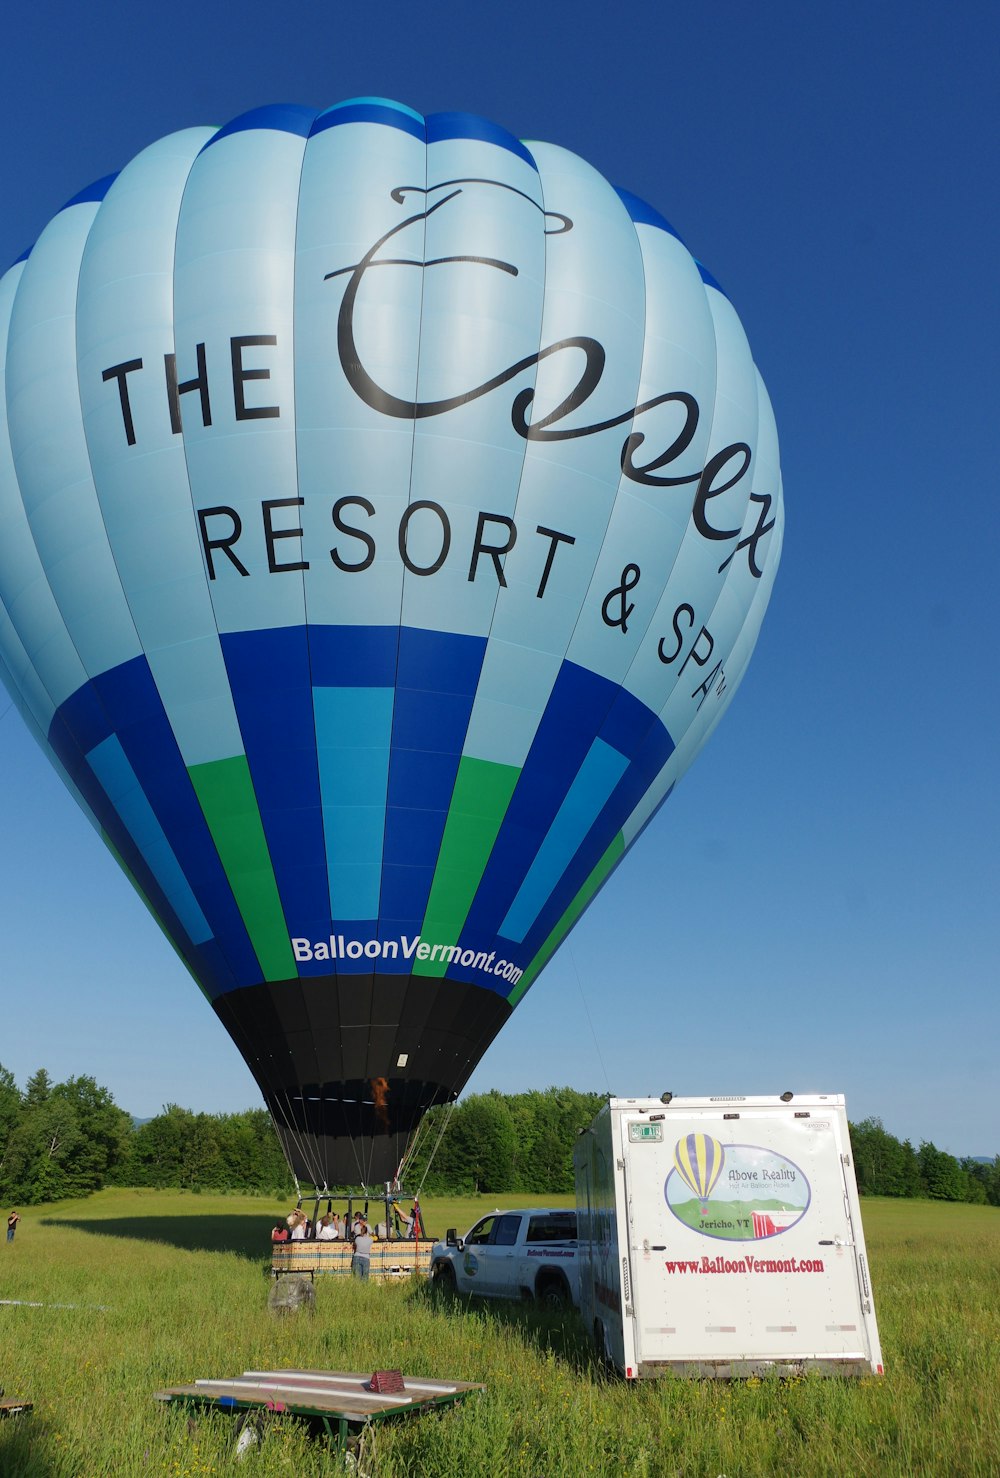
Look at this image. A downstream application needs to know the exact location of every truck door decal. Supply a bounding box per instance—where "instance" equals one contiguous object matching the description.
[665,1140,811,1241]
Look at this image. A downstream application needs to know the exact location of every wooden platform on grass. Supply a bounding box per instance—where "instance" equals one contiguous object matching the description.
[271,1239,433,1280]
[0,1398,32,1417]
[154,1368,483,1446]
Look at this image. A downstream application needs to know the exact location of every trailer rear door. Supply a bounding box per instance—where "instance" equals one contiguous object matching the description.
[621,1107,879,1372]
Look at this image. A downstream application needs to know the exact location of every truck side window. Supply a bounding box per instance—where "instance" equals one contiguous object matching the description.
[527,1214,578,1243]
[493,1214,522,1246]
[465,1216,496,1246]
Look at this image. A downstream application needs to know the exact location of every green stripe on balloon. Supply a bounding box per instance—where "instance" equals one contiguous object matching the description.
[187,756,296,982]
[413,755,521,978]
[508,831,625,1006]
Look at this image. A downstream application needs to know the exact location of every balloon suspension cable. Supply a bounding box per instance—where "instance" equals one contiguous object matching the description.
[393,1112,430,1188]
[344,1107,366,1190]
[393,1097,440,1187]
[568,942,611,1097]
[413,1093,460,1206]
[270,1084,326,1197]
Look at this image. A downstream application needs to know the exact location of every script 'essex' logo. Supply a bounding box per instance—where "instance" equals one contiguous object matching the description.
[325,179,774,580]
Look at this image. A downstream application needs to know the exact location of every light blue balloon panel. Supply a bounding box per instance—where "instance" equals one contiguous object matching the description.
[0,98,783,1116]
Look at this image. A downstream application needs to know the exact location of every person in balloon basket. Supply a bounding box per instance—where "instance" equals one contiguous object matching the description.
[6,1211,20,1243]
[271,1222,290,1244]
[351,1220,373,1280]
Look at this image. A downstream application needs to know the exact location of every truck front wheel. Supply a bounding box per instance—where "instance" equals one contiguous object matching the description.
[432,1261,457,1296]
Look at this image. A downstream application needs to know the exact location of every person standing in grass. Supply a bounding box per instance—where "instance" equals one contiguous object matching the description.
[351,1220,373,1280]
[6,1211,19,1243]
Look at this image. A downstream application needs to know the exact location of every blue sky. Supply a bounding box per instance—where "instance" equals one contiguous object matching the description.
[0,2,996,1156]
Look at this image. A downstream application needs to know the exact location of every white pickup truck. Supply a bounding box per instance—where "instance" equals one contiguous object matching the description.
[430,1207,580,1309]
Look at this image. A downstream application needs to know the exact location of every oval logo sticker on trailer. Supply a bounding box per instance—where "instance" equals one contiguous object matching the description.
[664,1140,811,1241]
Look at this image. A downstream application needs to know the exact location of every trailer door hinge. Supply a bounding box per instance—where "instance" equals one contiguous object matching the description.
[625,1305,634,1319]
[616,1158,625,1171]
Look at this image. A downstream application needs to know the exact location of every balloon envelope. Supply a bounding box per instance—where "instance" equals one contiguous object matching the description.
[0,99,782,1186]
[673,1133,726,1202]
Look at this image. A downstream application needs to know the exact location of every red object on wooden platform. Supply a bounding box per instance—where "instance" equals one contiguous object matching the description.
[367,1370,405,1394]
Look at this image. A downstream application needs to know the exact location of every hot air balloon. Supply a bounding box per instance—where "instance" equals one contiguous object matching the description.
[0,98,783,1189]
[672,1133,725,1210]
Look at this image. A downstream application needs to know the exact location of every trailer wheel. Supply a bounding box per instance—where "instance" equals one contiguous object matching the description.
[234,1411,265,1455]
[536,1274,570,1311]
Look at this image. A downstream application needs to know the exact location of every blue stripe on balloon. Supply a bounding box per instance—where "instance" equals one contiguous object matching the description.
[86,660,265,988]
[305,626,399,955]
[454,664,673,989]
[337,95,424,121]
[705,1135,719,1193]
[45,628,676,996]
[219,627,332,974]
[308,624,399,687]
[614,187,685,243]
[460,661,605,943]
[86,734,212,945]
[314,686,393,920]
[379,627,485,937]
[202,104,319,152]
[49,709,208,976]
[396,625,484,696]
[509,687,674,975]
[47,672,246,998]
[696,259,729,298]
[425,111,537,168]
[311,99,425,141]
[60,174,119,211]
[499,738,629,943]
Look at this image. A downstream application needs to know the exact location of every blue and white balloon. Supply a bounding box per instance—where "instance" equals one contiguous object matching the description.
[0,99,783,1186]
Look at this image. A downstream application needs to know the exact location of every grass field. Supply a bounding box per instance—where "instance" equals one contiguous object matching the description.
[0,1188,998,1476]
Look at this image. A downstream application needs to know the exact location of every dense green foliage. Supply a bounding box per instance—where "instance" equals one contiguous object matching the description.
[112,1103,294,1196]
[405,1087,606,1194]
[1,1063,997,1209]
[850,1115,1000,1205]
[0,1066,132,1205]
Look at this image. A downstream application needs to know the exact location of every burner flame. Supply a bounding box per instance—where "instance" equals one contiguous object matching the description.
[371,1076,390,1132]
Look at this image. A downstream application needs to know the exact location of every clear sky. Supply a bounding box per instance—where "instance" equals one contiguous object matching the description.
[0,1,996,1157]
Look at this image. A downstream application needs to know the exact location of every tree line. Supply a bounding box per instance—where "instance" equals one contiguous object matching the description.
[849,1116,999,1205]
[1,1064,997,1208]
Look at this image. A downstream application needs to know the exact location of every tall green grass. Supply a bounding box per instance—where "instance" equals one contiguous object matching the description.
[0,1189,997,1476]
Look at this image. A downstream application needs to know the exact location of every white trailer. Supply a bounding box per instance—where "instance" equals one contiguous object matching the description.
[574,1093,882,1379]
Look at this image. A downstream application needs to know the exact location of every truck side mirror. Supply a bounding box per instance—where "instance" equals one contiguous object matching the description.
[446,1227,458,1247]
